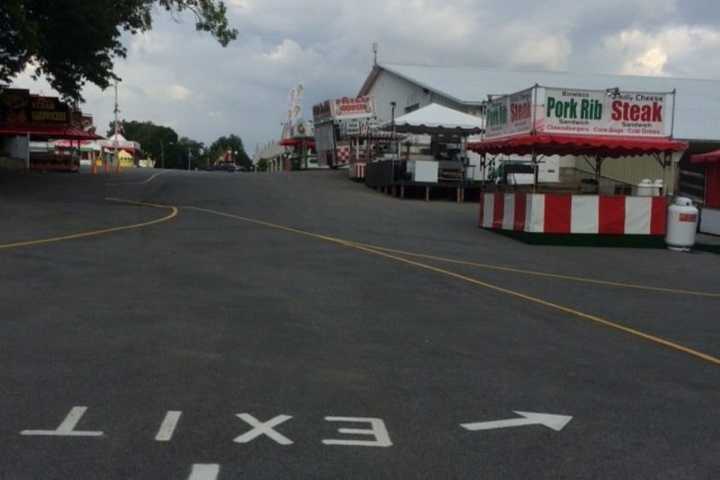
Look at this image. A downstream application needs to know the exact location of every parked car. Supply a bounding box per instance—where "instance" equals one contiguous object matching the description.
[209,162,238,172]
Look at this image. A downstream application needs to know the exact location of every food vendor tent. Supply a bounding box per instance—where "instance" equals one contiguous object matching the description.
[51,139,103,152]
[101,133,140,153]
[382,103,483,135]
[468,85,689,193]
[690,150,720,234]
[691,150,720,208]
[117,149,134,167]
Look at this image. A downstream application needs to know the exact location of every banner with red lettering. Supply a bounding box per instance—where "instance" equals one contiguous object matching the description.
[485,88,534,139]
[313,96,375,123]
[538,88,671,137]
[332,96,375,120]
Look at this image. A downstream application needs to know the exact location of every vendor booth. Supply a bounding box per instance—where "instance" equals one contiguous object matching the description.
[278,129,315,171]
[378,103,483,184]
[1,88,100,171]
[272,83,317,172]
[313,96,381,175]
[365,103,487,201]
[51,138,102,168]
[690,150,720,235]
[470,85,688,236]
[99,133,142,171]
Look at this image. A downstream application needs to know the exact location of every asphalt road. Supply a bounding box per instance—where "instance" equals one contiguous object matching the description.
[1,169,719,479]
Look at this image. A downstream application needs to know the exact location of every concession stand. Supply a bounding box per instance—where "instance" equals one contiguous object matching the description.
[101,133,141,169]
[362,103,485,201]
[0,88,100,172]
[690,150,720,235]
[313,96,384,176]
[274,84,316,171]
[470,85,688,236]
[278,121,315,171]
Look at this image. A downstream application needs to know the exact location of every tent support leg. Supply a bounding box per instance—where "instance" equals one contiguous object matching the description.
[595,156,604,194]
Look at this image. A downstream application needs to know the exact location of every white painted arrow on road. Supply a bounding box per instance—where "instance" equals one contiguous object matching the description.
[461,411,573,432]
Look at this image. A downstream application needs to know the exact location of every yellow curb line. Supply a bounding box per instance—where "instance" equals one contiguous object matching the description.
[0,198,178,250]
[185,205,720,367]
[345,242,720,299]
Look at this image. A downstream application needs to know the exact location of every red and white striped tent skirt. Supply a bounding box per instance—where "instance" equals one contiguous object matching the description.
[479,192,667,235]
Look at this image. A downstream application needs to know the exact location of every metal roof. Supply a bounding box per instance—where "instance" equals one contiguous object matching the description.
[374,63,720,142]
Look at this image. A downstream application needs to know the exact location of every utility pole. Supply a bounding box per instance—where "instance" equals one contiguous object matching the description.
[390,101,397,157]
[160,142,164,169]
[113,79,120,173]
[187,145,191,171]
[390,101,397,182]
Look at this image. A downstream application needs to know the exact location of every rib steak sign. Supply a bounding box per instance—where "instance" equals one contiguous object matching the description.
[539,88,671,138]
[485,88,534,139]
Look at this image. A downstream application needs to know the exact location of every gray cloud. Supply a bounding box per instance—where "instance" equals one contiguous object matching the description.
[12,0,720,152]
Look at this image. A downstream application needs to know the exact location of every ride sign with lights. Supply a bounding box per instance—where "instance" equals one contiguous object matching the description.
[540,88,671,137]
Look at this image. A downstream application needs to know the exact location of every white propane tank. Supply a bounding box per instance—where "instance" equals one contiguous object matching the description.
[653,179,664,197]
[636,179,654,196]
[666,197,699,252]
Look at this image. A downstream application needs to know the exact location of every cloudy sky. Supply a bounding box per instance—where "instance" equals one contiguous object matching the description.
[13,0,720,153]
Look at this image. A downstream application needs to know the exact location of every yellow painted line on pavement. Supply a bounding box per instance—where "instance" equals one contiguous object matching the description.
[344,243,720,299]
[186,205,720,367]
[106,171,167,186]
[0,198,178,251]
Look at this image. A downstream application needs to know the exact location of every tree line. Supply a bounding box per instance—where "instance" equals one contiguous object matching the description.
[108,120,252,170]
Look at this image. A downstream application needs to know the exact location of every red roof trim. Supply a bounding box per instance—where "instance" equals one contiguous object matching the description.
[0,125,102,140]
[279,138,315,147]
[468,133,688,158]
[690,150,720,164]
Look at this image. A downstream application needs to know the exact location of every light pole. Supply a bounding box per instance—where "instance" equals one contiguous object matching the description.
[390,101,397,158]
[113,79,120,173]
[390,101,398,183]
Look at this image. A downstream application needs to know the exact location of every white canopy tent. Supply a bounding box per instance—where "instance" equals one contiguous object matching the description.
[381,103,483,135]
[100,133,141,153]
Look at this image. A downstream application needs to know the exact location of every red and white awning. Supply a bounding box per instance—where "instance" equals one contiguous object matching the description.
[100,133,140,153]
[468,133,688,158]
[0,125,102,140]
